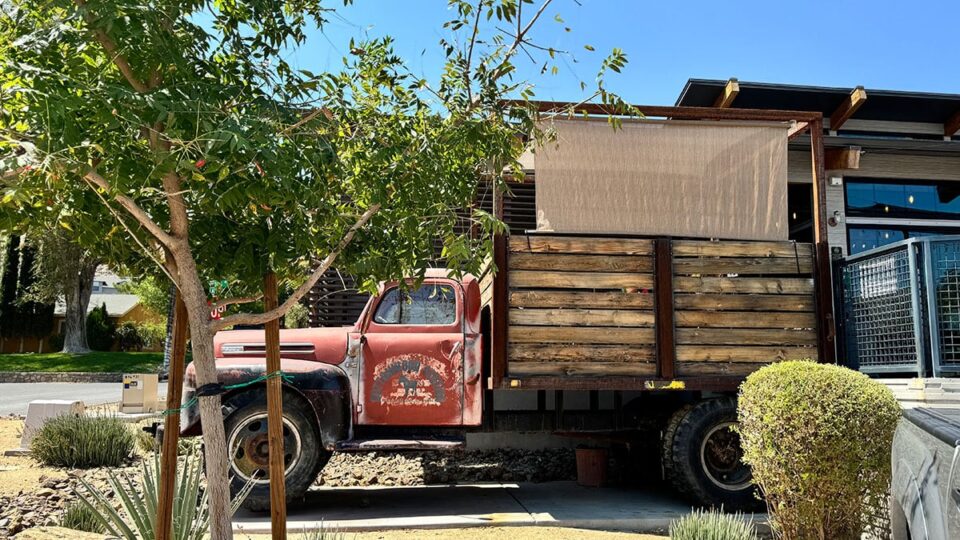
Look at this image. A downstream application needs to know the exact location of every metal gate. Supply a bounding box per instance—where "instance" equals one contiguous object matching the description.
[839,236,960,377]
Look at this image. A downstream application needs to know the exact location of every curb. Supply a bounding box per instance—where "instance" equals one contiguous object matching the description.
[0,372,125,383]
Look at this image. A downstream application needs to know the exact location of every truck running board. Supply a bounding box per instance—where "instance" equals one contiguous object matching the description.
[336,438,465,452]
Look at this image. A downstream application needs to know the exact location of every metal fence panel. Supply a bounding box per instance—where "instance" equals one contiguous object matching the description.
[923,239,960,375]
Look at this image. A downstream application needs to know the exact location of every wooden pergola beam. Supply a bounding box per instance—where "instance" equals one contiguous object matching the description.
[713,78,740,108]
[946,109,960,137]
[829,86,867,131]
[825,146,862,170]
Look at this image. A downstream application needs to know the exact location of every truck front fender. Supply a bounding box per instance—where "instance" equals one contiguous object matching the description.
[180,357,352,450]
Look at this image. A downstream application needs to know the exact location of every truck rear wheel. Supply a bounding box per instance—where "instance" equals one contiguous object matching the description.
[223,389,331,511]
[661,397,758,510]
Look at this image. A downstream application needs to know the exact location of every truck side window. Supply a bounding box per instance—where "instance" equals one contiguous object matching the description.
[373,284,457,325]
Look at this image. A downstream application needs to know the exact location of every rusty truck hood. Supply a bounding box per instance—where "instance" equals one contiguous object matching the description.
[214,326,352,365]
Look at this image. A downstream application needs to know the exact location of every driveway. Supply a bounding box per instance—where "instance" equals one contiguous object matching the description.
[0,382,168,415]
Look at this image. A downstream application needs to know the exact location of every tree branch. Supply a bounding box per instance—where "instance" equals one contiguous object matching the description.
[214,294,262,308]
[74,0,153,94]
[161,172,189,238]
[462,1,483,105]
[211,204,381,332]
[83,169,178,248]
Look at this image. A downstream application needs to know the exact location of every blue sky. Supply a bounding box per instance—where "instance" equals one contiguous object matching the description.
[284,0,960,105]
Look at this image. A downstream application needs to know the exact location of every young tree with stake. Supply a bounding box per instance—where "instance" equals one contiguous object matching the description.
[1,1,629,537]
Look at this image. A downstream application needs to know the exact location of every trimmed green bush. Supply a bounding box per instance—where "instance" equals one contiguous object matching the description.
[116,322,144,351]
[61,501,106,534]
[737,361,901,540]
[86,302,115,351]
[30,414,134,468]
[669,508,758,540]
[285,302,310,329]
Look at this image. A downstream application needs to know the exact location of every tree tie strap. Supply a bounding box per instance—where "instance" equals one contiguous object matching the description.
[156,370,292,417]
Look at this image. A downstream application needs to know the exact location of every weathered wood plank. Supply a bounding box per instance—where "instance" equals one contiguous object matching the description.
[675,361,766,377]
[676,328,818,346]
[509,308,655,327]
[676,346,817,362]
[675,310,816,328]
[510,236,654,255]
[673,293,814,312]
[510,290,654,310]
[509,362,657,377]
[509,326,656,344]
[510,253,653,273]
[673,257,813,275]
[511,271,654,290]
[675,276,815,294]
[509,344,656,363]
[673,240,813,258]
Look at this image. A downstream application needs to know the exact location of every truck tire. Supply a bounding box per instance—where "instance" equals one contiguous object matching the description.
[661,397,758,510]
[223,389,331,511]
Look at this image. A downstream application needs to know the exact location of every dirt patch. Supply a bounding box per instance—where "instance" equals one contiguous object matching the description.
[244,527,666,539]
[0,419,68,498]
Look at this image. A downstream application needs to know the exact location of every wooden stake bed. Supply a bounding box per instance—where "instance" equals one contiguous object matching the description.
[489,233,819,391]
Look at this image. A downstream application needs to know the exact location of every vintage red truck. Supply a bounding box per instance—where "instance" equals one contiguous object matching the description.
[179,232,825,512]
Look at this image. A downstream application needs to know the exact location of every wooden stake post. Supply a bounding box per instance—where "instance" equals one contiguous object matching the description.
[263,272,287,539]
[157,293,188,540]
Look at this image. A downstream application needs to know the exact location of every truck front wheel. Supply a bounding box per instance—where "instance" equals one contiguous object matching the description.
[661,397,758,510]
[223,389,331,511]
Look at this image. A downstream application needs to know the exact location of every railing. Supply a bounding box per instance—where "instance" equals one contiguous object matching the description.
[838,236,960,377]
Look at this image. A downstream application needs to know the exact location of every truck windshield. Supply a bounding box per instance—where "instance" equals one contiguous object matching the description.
[373,284,457,325]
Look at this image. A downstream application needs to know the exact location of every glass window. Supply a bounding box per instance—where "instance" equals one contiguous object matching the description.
[373,284,457,325]
[848,228,904,255]
[846,179,960,219]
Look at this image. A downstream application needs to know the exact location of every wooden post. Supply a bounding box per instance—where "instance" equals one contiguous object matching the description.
[654,238,676,379]
[156,293,188,540]
[809,117,838,364]
[262,272,287,540]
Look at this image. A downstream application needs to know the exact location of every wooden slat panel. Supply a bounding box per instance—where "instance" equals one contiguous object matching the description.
[510,290,654,310]
[673,240,813,258]
[675,362,765,377]
[675,277,814,294]
[509,308,654,327]
[673,257,812,275]
[675,311,816,328]
[509,326,655,344]
[510,236,653,255]
[676,346,817,362]
[674,294,814,312]
[510,253,653,272]
[509,344,656,363]
[509,362,656,377]
[511,271,653,290]
[676,328,817,346]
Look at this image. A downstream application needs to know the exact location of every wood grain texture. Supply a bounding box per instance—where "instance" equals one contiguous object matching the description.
[510,236,653,255]
[509,308,654,327]
[156,294,188,540]
[508,361,657,377]
[509,253,653,272]
[675,310,816,328]
[676,345,816,362]
[676,327,817,346]
[508,343,656,362]
[675,276,815,294]
[508,325,656,344]
[672,240,813,258]
[511,270,654,290]
[674,293,814,312]
[510,290,654,309]
[262,272,287,539]
[673,257,812,275]
[675,361,766,377]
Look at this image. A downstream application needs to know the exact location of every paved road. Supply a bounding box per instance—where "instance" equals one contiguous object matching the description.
[0,382,168,415]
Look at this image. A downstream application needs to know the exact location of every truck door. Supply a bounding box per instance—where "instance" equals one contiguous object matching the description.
[358,281,465,426]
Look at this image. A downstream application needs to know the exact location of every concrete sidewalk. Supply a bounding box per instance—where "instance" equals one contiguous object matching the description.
[233,481,698,534]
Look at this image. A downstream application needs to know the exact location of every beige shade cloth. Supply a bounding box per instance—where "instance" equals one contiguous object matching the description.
[534,118,790,241]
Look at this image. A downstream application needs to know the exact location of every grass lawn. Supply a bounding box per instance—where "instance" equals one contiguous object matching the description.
[0,351,164,373]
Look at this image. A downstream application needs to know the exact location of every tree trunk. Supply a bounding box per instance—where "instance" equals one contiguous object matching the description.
[178,267,234,540]
[61,259,97,354]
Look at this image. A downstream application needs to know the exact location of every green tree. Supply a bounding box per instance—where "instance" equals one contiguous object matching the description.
[85,302,115,351]
[118,275,169,318]
[0,1,628,536]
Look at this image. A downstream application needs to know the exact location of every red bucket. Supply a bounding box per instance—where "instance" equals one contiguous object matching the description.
[575,447,608,487]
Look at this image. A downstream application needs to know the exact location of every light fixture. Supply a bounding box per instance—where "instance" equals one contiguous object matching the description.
[792,212,798,220]
[908,195,915,204]
[884,206,890,213]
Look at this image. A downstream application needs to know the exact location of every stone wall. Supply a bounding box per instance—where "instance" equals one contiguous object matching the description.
[0,372,123,383]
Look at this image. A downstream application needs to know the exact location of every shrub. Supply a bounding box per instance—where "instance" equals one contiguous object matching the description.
[75,446,252,540]
[116,322,144,351]
[86,302,115,351]
[60,501,106,534]
[737,361,901,540]
[136,322,167,350]
[285,302,310,329]
[48,332,64,352]
[669,508,758,540]
[30,414,134,468]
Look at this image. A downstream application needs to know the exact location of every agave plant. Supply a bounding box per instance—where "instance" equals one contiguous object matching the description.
[74,446,252,540]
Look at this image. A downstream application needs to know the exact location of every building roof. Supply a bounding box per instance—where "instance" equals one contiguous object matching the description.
[676,79,960,127]
[54,293,140,318]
